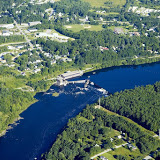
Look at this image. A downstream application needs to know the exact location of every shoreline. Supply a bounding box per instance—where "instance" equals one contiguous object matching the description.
[0,99,37,138]
[0,58,160,138]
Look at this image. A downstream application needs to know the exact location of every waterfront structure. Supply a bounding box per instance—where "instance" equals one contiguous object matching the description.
[61,71,83,80]
[56,71,83,86]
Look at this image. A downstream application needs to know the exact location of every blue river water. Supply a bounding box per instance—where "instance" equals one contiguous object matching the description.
[0,62,160,160]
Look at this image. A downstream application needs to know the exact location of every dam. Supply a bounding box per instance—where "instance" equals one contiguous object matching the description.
[56,70,83,86]
[56,71,108,95]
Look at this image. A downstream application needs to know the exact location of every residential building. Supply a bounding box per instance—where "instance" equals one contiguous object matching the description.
[28,21,41,26]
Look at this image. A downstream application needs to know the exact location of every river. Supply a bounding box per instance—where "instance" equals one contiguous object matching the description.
[0,62,160,160]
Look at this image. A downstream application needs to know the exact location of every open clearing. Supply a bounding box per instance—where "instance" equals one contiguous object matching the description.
[107,147,145,160]
[82,0,126,8]
[64,24,103,32]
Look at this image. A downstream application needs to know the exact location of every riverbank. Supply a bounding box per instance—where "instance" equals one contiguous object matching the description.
[1,61,160,160]
[82,55,160,74]
[0,99,37,138]
[0,55,160,138]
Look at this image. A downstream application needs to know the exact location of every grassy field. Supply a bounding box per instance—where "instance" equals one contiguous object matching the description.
[65,24,103,32]
[82,0,126,8]
[107,147,145,160]
[100,153,116,160]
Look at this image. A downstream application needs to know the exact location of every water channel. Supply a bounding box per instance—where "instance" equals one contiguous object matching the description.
[0,62,160,160]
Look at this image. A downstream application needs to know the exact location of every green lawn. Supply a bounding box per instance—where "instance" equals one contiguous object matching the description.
[65,24,103,32]
[108,147,145,160]
[82,0,126,8]
[100,153,116,160]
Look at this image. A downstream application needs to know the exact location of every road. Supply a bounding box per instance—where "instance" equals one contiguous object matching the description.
[90,143,128,159]
[14,20,34,49]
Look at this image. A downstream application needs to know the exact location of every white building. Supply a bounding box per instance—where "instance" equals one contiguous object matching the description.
[117,135,122,139]
[20,23,29,27]
[8,46,16,50]
[28,21,41,26]
[0,24,14,29]
[2,30,13,36]
[16,45,24,49]
[34,68,41,73]
[28,28,38,32]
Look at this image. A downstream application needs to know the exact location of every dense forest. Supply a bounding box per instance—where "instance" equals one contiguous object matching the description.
[44,82,160,160]
[0,87,35,133]
[0,66,36,133]
[101,81,160,133]
[0,16,13,24]
[0,0,25,12]
[51,0,90,16]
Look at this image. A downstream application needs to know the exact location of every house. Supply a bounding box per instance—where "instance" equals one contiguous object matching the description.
[117,135,122,139]
[95,144,100,147]
[114,28,124,34]
[100,156,108,160]
[0,24,14,29]
[51,60,56,65]
[133,32,140,36]
[127,144,137,150]
[58,12,63,17]
[8,46,16,50]
[34,68,41,73]
[100,46,109,51]
[100,17,103,21]
[110,137,113,142]
[21,72,26,76]
[20,23,28,27]
[28,28,38,32]
[143,156,153,160]
[2,30,13,36]
[61,57,72,62]
[55,55,62,60]
[28,21,41,27]
[53,33,58,37]
[16,45,24,49]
